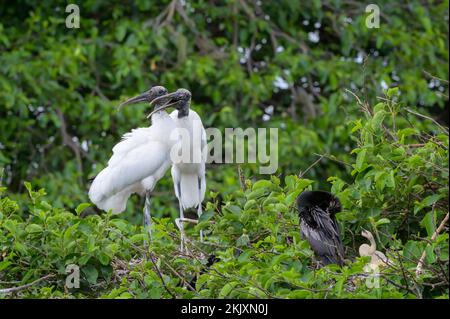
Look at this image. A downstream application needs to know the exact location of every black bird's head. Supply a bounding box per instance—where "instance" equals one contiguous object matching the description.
[297,190,341,217]
[147,88,192,118]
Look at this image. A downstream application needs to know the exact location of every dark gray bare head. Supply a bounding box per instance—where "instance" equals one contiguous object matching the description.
[119,86,168,108]
[147,88,192,118]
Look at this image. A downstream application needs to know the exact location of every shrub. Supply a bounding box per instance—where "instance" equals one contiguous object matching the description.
[1,94,447,298]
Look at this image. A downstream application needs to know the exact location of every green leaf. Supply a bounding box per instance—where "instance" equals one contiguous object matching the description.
[4,220,16,234]
[421,211,436,237]
[252,179,273,190]
[355,148,367,170]
[75,203,91,215]
[64,222,79,245]
[386,87,399,97]
[25,224,43,233]
[98,252,110,266]
[78,255,91,266]
[375,218,390,226]
[425,245,436,263]
[0,260,11,271]
[373,103,385,113]
[244,199,257,210]
[371,110,386,130]
[219,281,239,298]
[288,290,312,298]
[414,194,443,215]
[130,234,145,243]
[115,24,127,42]
[224,205,242,216]
[24,181,33,197]
[236,233,250,247]
[83,265,98,285]
[351,119,363,133]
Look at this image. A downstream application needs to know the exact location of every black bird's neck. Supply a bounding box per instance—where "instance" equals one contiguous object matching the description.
[177,100,190,118]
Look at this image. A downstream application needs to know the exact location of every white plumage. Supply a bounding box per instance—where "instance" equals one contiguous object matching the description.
[89,112,176,214]
[170,109,207,211]
[89,86,207,253]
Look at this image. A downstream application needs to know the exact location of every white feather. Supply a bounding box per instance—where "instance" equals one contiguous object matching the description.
[89,112,176,214]
[169,109,207,211]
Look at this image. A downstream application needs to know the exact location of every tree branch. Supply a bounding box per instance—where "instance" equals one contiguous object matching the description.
[416,212,449,276]
[0,274,55,295]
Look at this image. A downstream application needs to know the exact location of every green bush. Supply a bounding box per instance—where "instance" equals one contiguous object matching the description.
[1,96,447,298]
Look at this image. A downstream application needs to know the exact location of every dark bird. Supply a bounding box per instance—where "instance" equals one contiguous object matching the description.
[296,190,345,266]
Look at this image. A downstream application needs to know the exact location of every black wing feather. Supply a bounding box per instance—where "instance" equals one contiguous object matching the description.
[300,206,344,266]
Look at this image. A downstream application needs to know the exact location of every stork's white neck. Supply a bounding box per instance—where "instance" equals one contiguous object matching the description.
[151,110,170,123]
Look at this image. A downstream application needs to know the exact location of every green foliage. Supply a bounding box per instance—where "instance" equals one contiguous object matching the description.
[1,1,448,208]
[1,97,448,298]
[0,1,448,299]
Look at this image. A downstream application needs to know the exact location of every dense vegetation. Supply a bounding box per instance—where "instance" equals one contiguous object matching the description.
[0,1,448,298]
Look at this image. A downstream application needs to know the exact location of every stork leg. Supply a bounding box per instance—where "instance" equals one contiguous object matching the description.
[174,182,188,253]
[175,201,187,253]
[143,191,152,244]
[197,177,204,242]
[176,216,199,255]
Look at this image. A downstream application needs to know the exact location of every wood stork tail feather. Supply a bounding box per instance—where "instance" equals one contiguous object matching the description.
[175,172,206,210]
[88,169,136,214]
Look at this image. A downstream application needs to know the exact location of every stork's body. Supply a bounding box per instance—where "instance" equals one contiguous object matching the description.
[89,113,175,213]
[297,191,345,266]
[171,109,206,250]
[89,86,175,239]
[149,89,207,252]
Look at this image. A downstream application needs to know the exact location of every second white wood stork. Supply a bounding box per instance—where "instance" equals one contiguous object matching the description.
[148,89,207,253]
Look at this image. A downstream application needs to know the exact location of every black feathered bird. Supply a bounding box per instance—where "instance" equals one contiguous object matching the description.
[296,191,345,266]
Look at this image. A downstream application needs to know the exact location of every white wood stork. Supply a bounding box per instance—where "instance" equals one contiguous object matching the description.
[88,86,176,240]
[148,89,207,253]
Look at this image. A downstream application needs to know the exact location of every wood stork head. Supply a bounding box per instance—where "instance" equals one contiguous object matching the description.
[296,190,341,217]
[119,86,168,108]
[147,88,192,118]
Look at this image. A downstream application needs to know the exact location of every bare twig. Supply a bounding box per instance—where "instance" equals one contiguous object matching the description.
[156,254,197,292]
[345,89,371,116]
[107,227,177,298]
[313,153,353,168]
[379,274,418,296]
[406,144,425,148]
[147,253,177,299]
[405,108,449,135]
[299,155,324,179]
[416,212,449,276]
[237,165,247,191]
[55,108,85,184]
[423,70,449,84]
[0,274,55,294]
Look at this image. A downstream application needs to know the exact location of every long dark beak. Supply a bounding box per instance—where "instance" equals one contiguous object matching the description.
[146,92,179,118]
[119,91,151,109]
